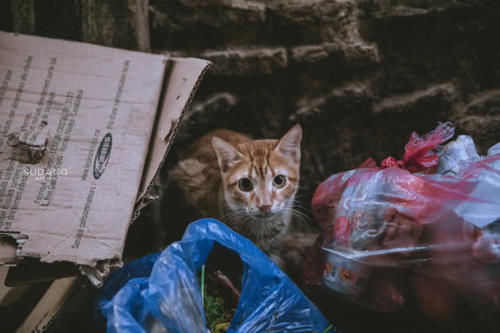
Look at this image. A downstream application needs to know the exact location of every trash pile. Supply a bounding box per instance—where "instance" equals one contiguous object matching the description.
[96,219,333,333]
[95,122,499,331]
[198,267,238,333]
[304,122,500,321]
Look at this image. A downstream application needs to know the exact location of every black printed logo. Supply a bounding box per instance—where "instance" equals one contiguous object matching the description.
[93,133,112,179]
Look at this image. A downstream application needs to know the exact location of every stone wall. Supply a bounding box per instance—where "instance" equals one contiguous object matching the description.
[3,0,500,204]
[149,0,500,201]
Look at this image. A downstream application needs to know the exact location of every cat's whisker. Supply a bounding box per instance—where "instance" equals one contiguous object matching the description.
[292,208,313,218]
[169,125,304,268]
[290,209,310,221]
[290,207,313,225]
[292,200,312,209]
[291,203,313,215]
[292,199,313,209]
[220,210,248,223]
[293,192,309,199]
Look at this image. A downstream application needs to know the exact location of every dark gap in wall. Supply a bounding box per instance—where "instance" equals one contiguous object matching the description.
[34,0,81,41]
[0,1,13,31]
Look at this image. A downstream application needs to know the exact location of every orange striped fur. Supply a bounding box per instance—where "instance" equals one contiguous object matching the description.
[169,125,302,266]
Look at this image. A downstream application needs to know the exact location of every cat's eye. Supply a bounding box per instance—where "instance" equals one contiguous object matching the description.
[273,175,287,188]
[238,178,253,192]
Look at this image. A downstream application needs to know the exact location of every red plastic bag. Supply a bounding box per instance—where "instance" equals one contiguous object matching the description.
[381,122,454,173]
[304,124,500,323]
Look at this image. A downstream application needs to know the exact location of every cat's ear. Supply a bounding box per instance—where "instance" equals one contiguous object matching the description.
[275,124,302,163]
[212,137,244,172]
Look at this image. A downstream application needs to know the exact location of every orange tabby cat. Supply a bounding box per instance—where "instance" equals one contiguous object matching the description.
[168,125,302,265]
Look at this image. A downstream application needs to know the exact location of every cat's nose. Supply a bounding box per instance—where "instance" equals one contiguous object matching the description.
[258,205,272,213]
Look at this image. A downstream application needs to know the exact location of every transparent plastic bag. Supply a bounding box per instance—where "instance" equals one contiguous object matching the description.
[304,124,500,324]
[96,219,333,333]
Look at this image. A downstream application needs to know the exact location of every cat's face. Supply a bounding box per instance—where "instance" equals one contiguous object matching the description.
[212,125,302,220]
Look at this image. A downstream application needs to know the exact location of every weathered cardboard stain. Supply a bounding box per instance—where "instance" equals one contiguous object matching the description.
[7,120,49,164]
[0,31,210,282]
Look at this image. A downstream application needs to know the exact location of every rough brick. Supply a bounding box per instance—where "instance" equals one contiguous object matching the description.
[201,47,288,76]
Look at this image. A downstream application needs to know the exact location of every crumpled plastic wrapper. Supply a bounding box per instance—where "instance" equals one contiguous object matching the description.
[304,123,500,321]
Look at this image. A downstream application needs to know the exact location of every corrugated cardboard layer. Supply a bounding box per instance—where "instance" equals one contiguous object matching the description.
[0,32,197,267]
[137,57,211,204]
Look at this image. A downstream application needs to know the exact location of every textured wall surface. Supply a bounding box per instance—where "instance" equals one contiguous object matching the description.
[3,0,500,202]
[149,0,500,203]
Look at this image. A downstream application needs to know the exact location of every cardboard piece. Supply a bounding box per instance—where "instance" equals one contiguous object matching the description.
[16,277,78,333]
[1,267,53,332]
[0,32,210,282]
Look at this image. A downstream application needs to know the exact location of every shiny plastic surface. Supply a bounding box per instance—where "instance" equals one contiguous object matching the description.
[96,219,332,333]
[304,124,500,323]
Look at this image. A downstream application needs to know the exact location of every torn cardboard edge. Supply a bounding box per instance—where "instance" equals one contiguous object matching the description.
[0,235,22,265]
[81,58,211,286]
[1,31,167,268]
[135,57,212,214]
[0,31,210,286]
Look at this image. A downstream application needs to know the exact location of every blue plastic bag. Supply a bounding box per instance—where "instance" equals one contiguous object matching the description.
[96,219,333,332]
